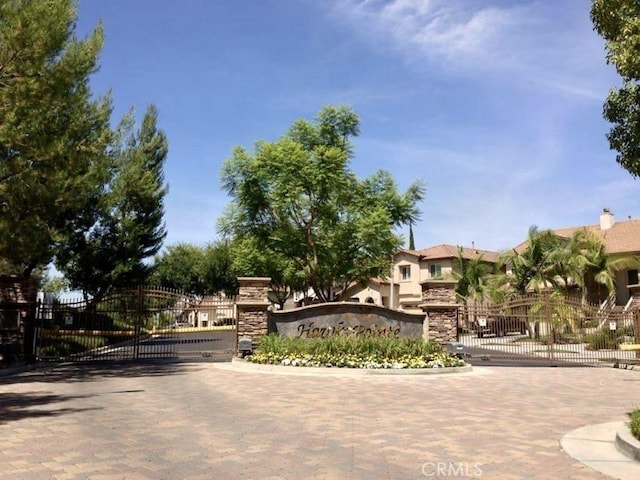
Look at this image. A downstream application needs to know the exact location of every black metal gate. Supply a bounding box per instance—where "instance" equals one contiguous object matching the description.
[35,287,236,363]
[458,293,640,367]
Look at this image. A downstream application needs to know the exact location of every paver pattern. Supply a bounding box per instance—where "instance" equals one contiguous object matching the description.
[1,362,639,479]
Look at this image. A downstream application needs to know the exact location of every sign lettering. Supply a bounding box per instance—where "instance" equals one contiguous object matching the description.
[296,321,401,339]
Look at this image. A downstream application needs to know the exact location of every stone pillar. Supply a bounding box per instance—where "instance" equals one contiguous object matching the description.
[419,280,459,344]
[0,275,38,363]
[236,277,271,354]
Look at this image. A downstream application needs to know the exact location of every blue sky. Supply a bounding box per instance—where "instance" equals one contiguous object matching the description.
[76,0,636,253]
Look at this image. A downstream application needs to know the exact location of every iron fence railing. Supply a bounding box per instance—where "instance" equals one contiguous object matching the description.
[34,287,236,362]
[458,294,640,366]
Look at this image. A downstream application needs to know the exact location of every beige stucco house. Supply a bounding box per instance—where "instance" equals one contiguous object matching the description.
[343,244,500,314]
[514,209,640,307]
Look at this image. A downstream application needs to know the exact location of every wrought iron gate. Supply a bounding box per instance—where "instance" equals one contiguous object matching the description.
[458,293,640,367]
[35,287,236,362]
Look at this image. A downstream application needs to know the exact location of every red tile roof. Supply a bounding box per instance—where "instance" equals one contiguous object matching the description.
[400,244,500,263]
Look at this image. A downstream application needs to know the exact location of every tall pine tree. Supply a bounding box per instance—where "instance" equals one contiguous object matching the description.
[57,106,168,300]
[0,0,112,276]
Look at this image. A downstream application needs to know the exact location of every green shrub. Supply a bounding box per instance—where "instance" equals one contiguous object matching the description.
[39,334,109,358]
[584,328,630,350]
[248,334,463,369]
[630,409,640,441]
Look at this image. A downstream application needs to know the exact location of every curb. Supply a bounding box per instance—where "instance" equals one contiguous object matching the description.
[616,423,640,461]
[230,357,473,376]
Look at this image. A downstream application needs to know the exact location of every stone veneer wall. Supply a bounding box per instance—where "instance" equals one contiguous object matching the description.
[0,275,38,362]
[270,303,425,339]
[0,275,38,303]
[420,280,458,344]
[422,280,457,304]
[236,277,271,353]
[421,306,458,343]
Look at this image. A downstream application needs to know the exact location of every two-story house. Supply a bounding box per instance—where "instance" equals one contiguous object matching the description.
[343,244,500,313]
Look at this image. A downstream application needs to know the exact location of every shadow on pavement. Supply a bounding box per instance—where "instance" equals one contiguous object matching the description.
[0,359,208,385]
[0,391,102,424]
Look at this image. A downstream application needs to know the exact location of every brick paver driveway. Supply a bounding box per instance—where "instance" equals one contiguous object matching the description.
[1,362,639,479]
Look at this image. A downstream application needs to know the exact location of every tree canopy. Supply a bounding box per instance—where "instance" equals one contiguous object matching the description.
[219,105,425,302]
[0,0,112,275]
[591,0,640,177]
[56,106,169,300]
[229,236,305,308]
[151,241,238,297]
[0,1,169,297]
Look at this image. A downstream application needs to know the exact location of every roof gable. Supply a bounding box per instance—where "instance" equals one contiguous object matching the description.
[513,219,640,255]
[410,244,500,263]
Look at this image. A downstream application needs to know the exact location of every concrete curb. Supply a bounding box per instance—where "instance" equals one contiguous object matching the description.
[561,421,640,480]
[616,422,640,461]
[229,357,473,376]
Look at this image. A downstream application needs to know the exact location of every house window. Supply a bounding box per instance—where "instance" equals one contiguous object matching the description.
[430,263,442,279]
[628,270,639,286]
[400,265,411,281]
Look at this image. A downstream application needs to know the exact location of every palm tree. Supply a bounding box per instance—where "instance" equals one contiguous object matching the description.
[454,247,491,302]
[493,226,562,295]
[559,229,640,304]
[453,247,492,332]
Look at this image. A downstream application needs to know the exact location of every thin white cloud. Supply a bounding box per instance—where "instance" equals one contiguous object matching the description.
[329,0,613,100]
[330,1,536,66]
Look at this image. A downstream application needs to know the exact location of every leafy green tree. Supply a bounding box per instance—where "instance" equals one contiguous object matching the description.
[151,241,238,297]
[230,237,305,309]
[591,0,640,176]
[152,243,204,294]
[56,106,168,300]
[201,241,238,296]
[219,105,425,302]
[0,0,112,276]
[40,270,69,299]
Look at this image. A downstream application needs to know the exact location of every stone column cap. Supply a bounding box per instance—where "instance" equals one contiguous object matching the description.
[236,300,271,307]
[419,302,459,310]
[237,276,272,283]
[420,279,458,286]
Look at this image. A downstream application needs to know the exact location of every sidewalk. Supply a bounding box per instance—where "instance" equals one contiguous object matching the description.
[562,422,640,480]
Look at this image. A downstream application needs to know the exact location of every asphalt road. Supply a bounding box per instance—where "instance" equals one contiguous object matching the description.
[73,329,236,362]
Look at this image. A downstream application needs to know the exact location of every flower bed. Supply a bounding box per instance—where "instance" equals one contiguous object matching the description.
[246,334,465,369]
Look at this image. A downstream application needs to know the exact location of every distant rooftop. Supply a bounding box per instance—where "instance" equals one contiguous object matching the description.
[514,209,640,255]
[400,244,500,263]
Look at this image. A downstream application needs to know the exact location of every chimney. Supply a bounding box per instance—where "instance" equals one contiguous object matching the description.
[600,208,615,230]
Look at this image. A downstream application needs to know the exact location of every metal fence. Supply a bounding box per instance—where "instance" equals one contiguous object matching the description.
[35,287,237,362]
[458,293,640,366]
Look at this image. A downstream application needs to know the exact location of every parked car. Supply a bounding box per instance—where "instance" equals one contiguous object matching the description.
[473,316,528,338]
